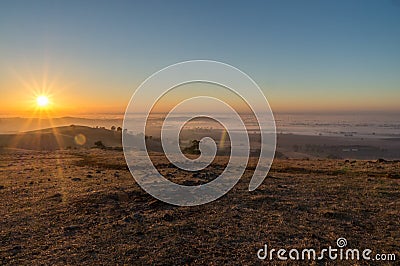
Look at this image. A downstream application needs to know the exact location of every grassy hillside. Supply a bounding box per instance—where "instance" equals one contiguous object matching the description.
[0,149,399,265]
[0,125,122,151]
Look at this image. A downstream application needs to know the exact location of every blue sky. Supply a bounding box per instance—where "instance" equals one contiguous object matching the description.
[1,0,400,114]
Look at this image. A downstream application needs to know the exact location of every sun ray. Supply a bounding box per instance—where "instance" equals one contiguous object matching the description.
[8,68,61,149]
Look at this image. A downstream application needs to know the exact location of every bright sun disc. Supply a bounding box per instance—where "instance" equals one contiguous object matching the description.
[37,95,49,107]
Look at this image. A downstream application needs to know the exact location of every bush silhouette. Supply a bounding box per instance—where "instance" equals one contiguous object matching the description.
[183,140,200,154]
[94,140,105,149]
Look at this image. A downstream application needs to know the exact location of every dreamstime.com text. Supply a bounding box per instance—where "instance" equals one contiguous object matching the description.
[257,238,396,262]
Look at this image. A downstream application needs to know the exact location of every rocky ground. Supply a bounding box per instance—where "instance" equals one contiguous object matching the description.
[0,149,399,265]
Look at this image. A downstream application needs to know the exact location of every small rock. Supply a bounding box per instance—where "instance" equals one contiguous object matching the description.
[10,245,22,255]
[86,174,93,178]
[0,185,4,189]
[181,257,194,264]
[192,172,201,178]
[64,225,80,231]
[233,214,241,219]
[135,231,144,237]
[163,213,174,222]
[123,213,143,223]
[377,158,387,163]
[182,180,198,186]
[63,225,81,235]
[122,216,133,223]
[387,173,400,179]
[133,213,144,222]
[71,177,81,181]
[148,199,164,209]
[49,193,63,202]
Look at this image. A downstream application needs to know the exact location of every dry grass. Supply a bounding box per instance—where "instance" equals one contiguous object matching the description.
[0,149,399,265]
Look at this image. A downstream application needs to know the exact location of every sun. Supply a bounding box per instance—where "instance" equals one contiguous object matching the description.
[36,95,49,107]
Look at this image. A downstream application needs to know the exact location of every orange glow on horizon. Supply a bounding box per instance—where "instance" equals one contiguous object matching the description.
[2,67,400,117]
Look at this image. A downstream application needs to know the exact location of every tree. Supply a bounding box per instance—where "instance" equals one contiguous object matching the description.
[183,140,200,154]
[117,127,122,131]
[111,126,116,131]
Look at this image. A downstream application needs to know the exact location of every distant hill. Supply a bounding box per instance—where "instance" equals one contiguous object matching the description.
[0,117,122,134]
[0,125,122,151]
[2,125,399,159]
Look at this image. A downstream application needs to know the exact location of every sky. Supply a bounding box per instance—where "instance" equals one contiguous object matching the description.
[1,0,400,116]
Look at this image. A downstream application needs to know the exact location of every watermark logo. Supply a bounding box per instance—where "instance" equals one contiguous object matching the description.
[257,237,397,262]
[122,60,276,206]
[336,237,347,248]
